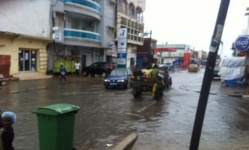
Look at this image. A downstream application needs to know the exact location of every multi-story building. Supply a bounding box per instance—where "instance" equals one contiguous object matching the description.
[48,0,117,70]
[0,0,117,78]
[116,0,146,68]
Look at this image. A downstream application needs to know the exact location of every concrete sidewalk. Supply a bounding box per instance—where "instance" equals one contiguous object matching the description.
[12,72,53,81]
[226,85,249,98]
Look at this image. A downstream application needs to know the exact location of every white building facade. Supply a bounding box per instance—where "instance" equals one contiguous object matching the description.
[116,0,146,68]
[48,0,117,71]
[0,0,118,77]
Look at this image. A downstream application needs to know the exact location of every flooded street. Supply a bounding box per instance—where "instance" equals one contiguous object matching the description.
[1,68,249,150]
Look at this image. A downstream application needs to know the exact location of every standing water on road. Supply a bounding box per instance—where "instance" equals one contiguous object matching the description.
[1,70,249,150]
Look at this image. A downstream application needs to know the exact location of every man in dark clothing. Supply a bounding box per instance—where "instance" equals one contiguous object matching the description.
[160,66,170,90]
[133,64,143,77]
[133,64,143,83]
[59,64,67,83]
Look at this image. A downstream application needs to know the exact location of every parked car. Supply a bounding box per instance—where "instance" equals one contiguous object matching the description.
[159,62,174,70]
[188,64,199,72]
[104,68,132,89]
[165,62,174,70]
[213,66,221,80]
[82,62,115,77]
[158,63,165,68]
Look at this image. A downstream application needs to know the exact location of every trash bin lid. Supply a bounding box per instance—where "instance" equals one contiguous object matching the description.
[33,103,80,116]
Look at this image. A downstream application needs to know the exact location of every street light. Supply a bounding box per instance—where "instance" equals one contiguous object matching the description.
[148,30,153,67]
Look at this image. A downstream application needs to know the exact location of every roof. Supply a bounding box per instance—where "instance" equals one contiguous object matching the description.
[154,48,177,53]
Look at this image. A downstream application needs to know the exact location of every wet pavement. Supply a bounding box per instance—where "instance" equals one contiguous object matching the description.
[1,68,249,150]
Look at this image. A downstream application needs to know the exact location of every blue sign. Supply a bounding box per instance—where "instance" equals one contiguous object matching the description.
[234,36,249,51]
[117,53,126,58]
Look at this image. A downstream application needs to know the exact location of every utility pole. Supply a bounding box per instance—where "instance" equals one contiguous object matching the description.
[189,0,230,150]
[115,0,118,39]
[149,30,152,67]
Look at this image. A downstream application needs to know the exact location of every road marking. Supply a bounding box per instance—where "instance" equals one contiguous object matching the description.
[137,101,157,113]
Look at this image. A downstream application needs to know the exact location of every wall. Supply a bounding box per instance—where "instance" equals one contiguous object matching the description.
[0,35,50,75]
[0,0,51,39]
[98,0,116,48]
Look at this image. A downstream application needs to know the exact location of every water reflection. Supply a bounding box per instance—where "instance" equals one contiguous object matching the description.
[128,95,167,132]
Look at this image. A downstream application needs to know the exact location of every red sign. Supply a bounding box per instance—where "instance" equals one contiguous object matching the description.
[183,53,190,68]
[154,48,177,53]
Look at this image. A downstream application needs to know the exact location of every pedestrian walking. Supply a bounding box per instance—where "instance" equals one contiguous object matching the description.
[1,111,16,150]
[74,61,81,79]
[59,64,67,84]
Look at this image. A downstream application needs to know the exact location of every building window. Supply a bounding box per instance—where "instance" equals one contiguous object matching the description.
[19,50,37,72]
[55,13,64,27]
[107,27,114,36]
[107,0,115,10]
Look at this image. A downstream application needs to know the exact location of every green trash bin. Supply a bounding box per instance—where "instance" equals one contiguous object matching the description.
[33,103,80,150]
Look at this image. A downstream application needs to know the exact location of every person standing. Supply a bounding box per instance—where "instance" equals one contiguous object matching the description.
[74,61,81,79]
[1,111,16,150]
[59,63,67,84]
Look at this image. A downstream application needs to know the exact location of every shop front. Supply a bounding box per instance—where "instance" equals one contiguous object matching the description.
[0,34,51,78]
[18,49,37,72]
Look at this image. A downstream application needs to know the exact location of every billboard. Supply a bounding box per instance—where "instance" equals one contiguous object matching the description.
[117,28,127,68]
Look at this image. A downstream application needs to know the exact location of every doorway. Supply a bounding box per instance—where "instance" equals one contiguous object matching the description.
[19,50,37,71]
[81,55,86,69]
[130,58,135,66]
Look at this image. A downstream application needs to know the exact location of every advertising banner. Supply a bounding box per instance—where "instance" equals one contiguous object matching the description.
[185,46,191,53]
[117,28,127,68]
[234,36,249,51]
[183,53,191,68]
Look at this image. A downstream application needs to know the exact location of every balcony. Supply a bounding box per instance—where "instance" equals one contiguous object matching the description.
[64,0,101,20]
[64,28,101,47]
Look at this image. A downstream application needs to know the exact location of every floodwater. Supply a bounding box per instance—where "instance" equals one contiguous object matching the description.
[0,68,249,150]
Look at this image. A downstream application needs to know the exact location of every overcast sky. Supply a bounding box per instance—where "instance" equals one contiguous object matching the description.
[144,0,249,57]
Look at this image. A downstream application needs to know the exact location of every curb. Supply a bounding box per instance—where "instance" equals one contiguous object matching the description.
[227,94,249,98]
[242,95,249,98]
[227,94,242,97]
[112,132,138,150]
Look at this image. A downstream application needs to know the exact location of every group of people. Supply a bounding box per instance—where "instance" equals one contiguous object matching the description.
[133,64,163,78]
[0,111,16,150]
[133,64,170,87]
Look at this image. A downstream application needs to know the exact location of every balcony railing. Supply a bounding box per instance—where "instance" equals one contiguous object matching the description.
[64,28,100,41]
[64,0,101,12]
